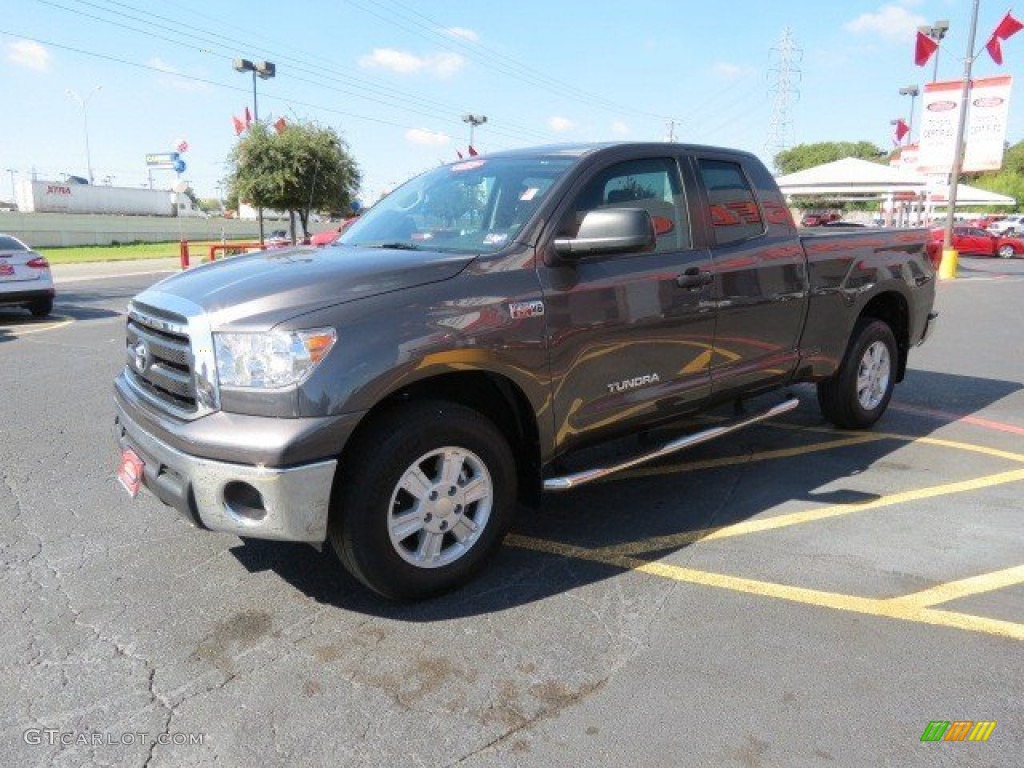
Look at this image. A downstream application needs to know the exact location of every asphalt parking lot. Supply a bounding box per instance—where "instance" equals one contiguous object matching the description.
[1,255,1022,767]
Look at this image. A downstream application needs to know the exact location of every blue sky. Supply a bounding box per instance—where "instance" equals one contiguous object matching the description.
[1,0,1019,203]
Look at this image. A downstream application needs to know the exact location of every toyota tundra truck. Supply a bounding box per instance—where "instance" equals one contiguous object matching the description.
[114,142,938,599]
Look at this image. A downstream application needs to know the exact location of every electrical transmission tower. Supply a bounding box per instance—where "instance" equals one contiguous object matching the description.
[766,28,803,162]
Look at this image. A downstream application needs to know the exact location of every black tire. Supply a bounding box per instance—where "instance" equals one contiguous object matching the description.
[328,400,517,600]
[997,244,1016,259]
[817,319,897,430]
[29,297,53,317]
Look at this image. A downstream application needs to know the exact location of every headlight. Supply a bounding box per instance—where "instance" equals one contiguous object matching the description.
[214,328,336,388]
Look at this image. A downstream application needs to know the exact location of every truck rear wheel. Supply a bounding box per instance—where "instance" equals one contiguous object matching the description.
[817,319,897,430]
[329,400,517,600]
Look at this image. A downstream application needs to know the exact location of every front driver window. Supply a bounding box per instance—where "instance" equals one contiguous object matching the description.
[560,157,690,253]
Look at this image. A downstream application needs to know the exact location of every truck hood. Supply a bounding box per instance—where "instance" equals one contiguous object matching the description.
[140,244,474,329]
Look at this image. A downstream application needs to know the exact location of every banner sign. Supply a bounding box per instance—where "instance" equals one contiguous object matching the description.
[917,76,1013,174]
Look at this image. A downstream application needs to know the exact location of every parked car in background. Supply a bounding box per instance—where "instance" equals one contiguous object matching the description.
[932,226,996,256]
[266,229,291,248]
[930,225,1023,258]
[310,214,363,247]
[987,214,1024,236]
[0,233,55,317]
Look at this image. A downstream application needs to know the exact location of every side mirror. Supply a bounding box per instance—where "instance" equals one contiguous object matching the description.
[553,208,656,257]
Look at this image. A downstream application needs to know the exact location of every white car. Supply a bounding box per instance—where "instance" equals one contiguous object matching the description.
[0,234,55,317]
[988,214,1024,236]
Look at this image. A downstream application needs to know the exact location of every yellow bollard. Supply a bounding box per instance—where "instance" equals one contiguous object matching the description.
[939,247,958,280]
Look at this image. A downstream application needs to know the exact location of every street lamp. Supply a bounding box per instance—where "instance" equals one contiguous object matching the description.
[918,20,950,82]
[898,85,919,144]
[67,86,102,184]
[462,114,487,149]
[233,59,276,244]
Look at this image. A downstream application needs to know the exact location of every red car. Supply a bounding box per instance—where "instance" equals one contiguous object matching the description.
[930,226,1023,258]
[310,214,362,247]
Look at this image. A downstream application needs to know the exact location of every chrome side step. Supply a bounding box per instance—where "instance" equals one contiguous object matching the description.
[543,397,799,492]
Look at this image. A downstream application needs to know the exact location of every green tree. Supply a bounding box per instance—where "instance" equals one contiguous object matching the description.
[961,140,1024,212]
[227,120,361,237]
[773,141,887,175]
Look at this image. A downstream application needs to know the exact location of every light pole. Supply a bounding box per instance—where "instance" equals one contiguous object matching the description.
[940,2,979,279]
[5,168,16,204]
[898,85,919,144]
[462,114,487,149]
[67,86,102,184]
[233,59,276,244]
[918,20,950,82]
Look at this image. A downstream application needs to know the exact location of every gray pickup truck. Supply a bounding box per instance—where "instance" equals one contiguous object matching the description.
[114,142,938,599]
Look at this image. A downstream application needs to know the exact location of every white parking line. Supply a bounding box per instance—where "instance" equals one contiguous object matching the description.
[56,269,177,284]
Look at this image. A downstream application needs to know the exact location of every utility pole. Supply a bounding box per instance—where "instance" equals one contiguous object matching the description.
[665,120,677,142]
[940,1,979,279]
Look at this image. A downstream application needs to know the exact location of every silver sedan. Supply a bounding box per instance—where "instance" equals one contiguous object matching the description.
[0,233,55,317]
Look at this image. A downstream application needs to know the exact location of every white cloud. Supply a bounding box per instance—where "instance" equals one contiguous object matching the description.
[359,48,465,78]
[7,40,50,72]
[610,120,630,136]
[405,128,451,146]
[147,57,211,92]
[446,27,479,42]
[549,116,575,132]
[712,62,744,79]
[845,4,926,41]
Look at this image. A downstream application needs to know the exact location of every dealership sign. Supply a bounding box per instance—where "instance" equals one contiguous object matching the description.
[145,152,180,168]
[916,76,1013,174]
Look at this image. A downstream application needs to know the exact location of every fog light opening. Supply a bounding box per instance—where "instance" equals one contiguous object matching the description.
[223,481,268,522]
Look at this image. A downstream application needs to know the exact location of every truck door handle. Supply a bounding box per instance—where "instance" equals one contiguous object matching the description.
[676,268,713,289]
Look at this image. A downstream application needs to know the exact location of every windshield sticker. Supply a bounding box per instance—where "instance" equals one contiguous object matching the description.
[451,160,485,172]
[508,300,545,319]
[483,232,509,246]
[520,187,539,201]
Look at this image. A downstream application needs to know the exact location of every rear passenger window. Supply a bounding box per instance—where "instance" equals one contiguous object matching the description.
[562,158,690,253]
[698,159,765,246]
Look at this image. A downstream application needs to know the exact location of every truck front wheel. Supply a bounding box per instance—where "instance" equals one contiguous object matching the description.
[817,319,897,429]
[329,400,517,600]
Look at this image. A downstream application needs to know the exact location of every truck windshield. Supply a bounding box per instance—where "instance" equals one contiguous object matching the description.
[339,155,576,254]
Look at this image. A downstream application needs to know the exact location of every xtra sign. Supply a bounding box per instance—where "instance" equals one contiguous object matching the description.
[917,76,1013,174]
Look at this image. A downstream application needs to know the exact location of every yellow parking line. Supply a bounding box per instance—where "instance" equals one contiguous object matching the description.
[4,316,74,336]
[888,564,1024,610]
[506,535,1024,641]
[593,467,1024,557]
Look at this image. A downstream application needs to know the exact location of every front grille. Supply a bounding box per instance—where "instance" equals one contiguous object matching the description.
[126,306,197,414]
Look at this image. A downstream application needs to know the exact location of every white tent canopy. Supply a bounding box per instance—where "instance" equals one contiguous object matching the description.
[775,157,927,197]
[928,183,1015,206]
[774,157,1016,220]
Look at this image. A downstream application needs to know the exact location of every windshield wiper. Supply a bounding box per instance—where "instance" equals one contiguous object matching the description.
[364,242,422,251]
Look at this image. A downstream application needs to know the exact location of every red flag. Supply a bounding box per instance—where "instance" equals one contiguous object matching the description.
[986,35,1004,64]
[274,117,286,134]
[915,30,939,66]
[994,11,1024,39]
[244,106,252,128]
[468,145,478,157]
[893,119,910,144]
[456,150,464,159]
[232,115,245,135]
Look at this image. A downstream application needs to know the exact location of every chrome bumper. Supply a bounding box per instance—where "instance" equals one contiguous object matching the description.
[114,400,337,543]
